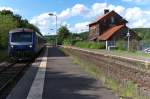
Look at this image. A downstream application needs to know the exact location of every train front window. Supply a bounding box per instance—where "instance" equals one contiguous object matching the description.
[11,32,32,42]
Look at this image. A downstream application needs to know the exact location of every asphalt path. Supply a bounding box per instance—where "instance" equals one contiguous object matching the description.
[42,47,119,99]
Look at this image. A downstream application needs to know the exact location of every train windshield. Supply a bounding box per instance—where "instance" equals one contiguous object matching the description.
[11,32,32,42]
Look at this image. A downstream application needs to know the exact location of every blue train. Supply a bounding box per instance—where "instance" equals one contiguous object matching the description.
[8,28,45,60]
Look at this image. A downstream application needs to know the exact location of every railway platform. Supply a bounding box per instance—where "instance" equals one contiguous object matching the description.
[6,46,119,99]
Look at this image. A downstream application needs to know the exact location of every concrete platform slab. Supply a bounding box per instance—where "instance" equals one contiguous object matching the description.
[42,47,119,99]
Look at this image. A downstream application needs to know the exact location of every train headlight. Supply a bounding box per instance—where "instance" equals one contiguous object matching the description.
[29,45,32,48]
[11,45,14,48]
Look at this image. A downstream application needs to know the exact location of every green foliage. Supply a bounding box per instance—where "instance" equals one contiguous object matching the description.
[63,39,72,46]
[121,81,137,98]
[78,31,89,40]
[71,31,89,41]
[57,25,89,45]
[0,10,40,48]
[105,78,119,92]
[133,28,150,40]
[0,14,18,48]
[116,40,126,50]
[57,26,70,44]
[74,41,105,49]
[45,35,57,45]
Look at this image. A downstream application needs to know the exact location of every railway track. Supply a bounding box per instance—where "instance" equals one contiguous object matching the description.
[0,62,17,73]
[0,61,31,96]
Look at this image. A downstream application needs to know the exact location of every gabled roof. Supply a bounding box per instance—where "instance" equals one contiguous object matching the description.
[89,10,127,26]
[98,25,124,40]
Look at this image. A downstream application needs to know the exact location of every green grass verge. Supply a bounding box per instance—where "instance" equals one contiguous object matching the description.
[61,48,149,99]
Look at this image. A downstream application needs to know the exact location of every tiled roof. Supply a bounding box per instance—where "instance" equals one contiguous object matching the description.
[89,10,127,26]
[89,11,115,26]
[98,25,124,40]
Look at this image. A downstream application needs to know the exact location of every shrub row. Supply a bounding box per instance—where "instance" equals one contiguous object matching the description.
[74,41,105,49]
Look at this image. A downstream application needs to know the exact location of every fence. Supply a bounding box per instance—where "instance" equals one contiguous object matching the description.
[106,40,150,51]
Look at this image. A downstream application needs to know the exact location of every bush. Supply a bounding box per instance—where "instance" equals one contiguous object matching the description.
[116,40,126,50]
[74,41,105,49]
[63,39,72,46]
[130,39,138,52]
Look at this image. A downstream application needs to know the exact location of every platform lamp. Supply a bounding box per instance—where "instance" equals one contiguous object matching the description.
[127,29,131,51]
[48,13,58,46]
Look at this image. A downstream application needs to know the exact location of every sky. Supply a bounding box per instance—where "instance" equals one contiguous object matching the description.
[0,0,150,35]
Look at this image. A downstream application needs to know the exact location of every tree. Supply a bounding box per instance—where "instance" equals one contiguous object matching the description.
[0,10,41,48]
[57,26,70,44]
[0,10,13,15]
[0,14,18,48]
[133,28,150,40]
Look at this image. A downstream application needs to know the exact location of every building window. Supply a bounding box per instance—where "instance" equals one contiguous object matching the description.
[111,16,115,24]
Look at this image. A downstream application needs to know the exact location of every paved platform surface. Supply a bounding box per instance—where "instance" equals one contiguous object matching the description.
[7,47,119,99]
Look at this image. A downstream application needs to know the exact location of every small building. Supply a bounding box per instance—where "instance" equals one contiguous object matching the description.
[88,10,138,50]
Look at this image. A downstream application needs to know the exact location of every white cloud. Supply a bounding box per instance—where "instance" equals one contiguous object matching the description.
[70,21,89,33]
[71,4,89,16]
[125,7,142,21]
[88,3,107,17]
[122,0,150,3]
[87,3,125,18]
[113,6,125,14]
[30,2,150,35]
[30,13,54,35]
[58,8,71,20]
[58,4,89,21]
[0,6,18,13]
[124,7,150,27]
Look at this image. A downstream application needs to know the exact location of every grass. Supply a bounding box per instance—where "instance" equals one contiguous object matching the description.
[74,41,105,49]
[120,81,137,98]
[111,50,150,59]
[71,45,150,59]
[105,77,119,92]
[87,48,150,59]
[61,47,149,99]
[0,49,8,62]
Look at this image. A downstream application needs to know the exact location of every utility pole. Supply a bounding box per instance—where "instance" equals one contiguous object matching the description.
[48,13,58,46]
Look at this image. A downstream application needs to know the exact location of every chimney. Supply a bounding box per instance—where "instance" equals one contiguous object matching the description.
[104,9,109,14]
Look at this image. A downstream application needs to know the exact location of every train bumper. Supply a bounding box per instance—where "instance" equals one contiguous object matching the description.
[9,44,35,59]
[9,50,35,58]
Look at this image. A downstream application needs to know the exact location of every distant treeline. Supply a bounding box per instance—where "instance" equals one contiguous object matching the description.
[133,28,150,41]
[0,10,40,48]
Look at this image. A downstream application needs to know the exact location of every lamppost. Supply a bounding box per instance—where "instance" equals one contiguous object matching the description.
[48,13,58,46]
[127,29,131,51]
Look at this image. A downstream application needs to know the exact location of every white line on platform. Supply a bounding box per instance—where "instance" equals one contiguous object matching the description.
[27,48,48,99]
